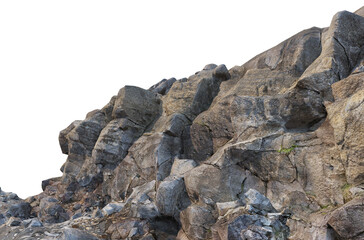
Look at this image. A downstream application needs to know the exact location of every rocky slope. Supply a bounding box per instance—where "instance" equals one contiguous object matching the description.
[1,6,364,240]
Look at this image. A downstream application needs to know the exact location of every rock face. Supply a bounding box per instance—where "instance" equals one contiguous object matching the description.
[2,6,364,240]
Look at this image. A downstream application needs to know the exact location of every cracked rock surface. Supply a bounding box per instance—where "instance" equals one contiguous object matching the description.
[1,6,364,240]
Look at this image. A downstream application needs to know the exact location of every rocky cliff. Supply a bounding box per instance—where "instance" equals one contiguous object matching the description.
[1,6,364,240]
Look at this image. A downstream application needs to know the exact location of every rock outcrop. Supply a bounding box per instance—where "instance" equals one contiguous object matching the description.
[1,6,364,240]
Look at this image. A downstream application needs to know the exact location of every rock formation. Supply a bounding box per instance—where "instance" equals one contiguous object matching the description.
[1,6,364,240]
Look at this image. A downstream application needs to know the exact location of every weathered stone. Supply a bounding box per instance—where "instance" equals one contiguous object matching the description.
[76,118,144,187]
[212,212,289,240]
[120,181,159,219]
[244,189,277,214]
[180,204,216,240]
[163,65,224,120]
[38,197,69,223]
[327,196,364,239]
[170,158,197,177]
[23,218,43,228]
[62,227,100,240]
[149,78,177,95]
[102,202,125,216]
[59,120,81,155]
[61,111,107,182]
[184,164,246,203]
[326,72,364,185]
[6,202,31,220]
[296,11,364,99]
[216,201,241,216]
[153,113,190,137]
[156,176,190,221]
[112,86,161,127]
[106,218,150,240]
[213,64,231,81]
[41,177,61,191]
[110,133,181,201]
[3,6,364,240]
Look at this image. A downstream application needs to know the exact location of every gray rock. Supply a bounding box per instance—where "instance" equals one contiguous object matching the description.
[170,158,197,177]
[180,204,216,240]
[61,110,107,182]
[212,213,289,240]
[23,218,43,228]
[184,163,246,203]
[216,201,241,216]
[327,196,364,239]
[71,212,82,219]
[163,65,224,120]
[112,85,161,127]
[6,202,31,219]
[244,189,277,214]
[110,133,181,201]
[102,202,125,216]
[39,197,69,223]
[203,64,218,70]
[8,218,21,227]
[0,214,5,226]
[76,118,144,187]
[297,11,364,100]
[149,78,177,95]
[62,227,100,240]
[156,176,190,221]
[123,181,159,219]
[59,120,81,155]
[153,113,190,137]
[213,64,231,81]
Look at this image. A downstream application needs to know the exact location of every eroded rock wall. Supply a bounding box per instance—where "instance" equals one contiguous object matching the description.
[1,7,364,240]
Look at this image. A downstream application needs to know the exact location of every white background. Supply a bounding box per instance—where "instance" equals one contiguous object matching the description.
[0,1,363,198]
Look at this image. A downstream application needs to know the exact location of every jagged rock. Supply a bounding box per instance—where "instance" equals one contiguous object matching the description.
[153,113,190,137]
[39,197,69,223]
[102,202,125,216]
[63,227,100,240]
[109,132,181,200]
[60,110,107,182]
[5,202,31,220]
[212,208,290,240]
[76,118,144,187]
[112,86,161,126]
[170,158,197,177]
[59,120,82,155]
[22,218,43,228]
[149,77,177,95]
[296,11,364,99]
[163,64,226,120]
[0,188,19,201]
[42,177,61,191]
[244,189,277,215]
[156,176,191,221]
[6,217,21,227]
[326,72,364,184]
[180,203,216,240]
[203,63,218,70]
[188,27,323,162]
[212,64,231,81]
[184,163,246,203]
[327,196,364,239]
[3,6,364,240]
[106,218,151,240]
[118,181,160,219]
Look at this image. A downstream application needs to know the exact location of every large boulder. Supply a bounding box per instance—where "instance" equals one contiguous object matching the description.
[327,196,364,239]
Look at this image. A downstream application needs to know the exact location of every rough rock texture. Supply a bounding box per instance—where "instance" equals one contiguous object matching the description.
[2,6,364,240]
